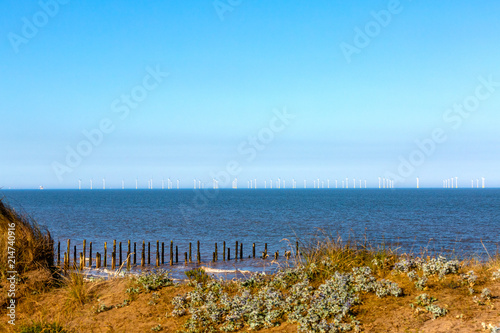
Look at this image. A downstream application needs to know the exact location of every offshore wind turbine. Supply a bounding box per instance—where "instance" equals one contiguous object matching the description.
[135,178,138,190]
[122,180,124,190]
[365,180,367,188]
[482,177,485,188]
[378,177,381,189]
[335,179,338,188]
[304,180,306,189]
[416,177,419,189]
[455,177,458,188]
[103,178,106,190]
[353,178,356,189]
[78,179,81,190]
[90,179,93,190]
[327,179,330,189]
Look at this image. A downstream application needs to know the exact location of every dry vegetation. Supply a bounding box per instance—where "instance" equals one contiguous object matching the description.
[1,200,499,332]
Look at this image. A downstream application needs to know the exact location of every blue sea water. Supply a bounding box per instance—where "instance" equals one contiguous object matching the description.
[1,189,499,275]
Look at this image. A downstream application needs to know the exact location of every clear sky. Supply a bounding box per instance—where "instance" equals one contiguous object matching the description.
[1,0,499,189]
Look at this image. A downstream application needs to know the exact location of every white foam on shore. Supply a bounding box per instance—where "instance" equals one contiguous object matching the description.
[200,266,255,275]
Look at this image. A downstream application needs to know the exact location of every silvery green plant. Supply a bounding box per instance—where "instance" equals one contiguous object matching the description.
[492,269,500,281]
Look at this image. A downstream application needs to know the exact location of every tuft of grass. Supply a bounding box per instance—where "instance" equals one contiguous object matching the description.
[18,321,66,333]
[185,268,210,284]
[0,198,54,277]
[64,271,90,306]
[297,232,399,282]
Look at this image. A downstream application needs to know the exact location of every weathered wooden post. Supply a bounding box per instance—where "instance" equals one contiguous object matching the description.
[104,242,107,267]
[156,241,160,267]
[240,243,243,260]
[170,241,173,266]
[235,241,238,260]
[227,247,231,260]
[175,246,179,263]
[197,241,200,264]
[83,240,86,267]
[296,241,299,256]
[66,239,70,267]
[96,252,101,269]
[189,242,192,263]
[161,242,165,264]
[184,252,188,265]
[148,242,151,265]
[73,245,77,269]
[265,243,268,256]
[215,243,218,261]
[253,243,256,258]
[89,242,93,268]
[79,253,84,271]
[112,252,116,270]
[63,252,67,269]
[119,242,122,266]
[223,241,226,262]
[127,240,131,265]
[134,242,137,265]
[113,240,116,261]
[141,241,145,267]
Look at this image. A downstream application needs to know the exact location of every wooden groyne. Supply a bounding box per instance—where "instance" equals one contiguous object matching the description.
[56,239,298,270]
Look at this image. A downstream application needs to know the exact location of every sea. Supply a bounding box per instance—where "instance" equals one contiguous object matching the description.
[1,189,499,279]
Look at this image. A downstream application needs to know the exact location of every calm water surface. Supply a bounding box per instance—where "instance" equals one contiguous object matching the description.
[2,189,499,274]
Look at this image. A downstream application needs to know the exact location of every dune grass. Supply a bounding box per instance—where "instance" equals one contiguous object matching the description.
[0,198,54,277]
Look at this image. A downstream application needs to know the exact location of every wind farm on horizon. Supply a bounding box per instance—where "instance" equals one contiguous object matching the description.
[35,176,491,190]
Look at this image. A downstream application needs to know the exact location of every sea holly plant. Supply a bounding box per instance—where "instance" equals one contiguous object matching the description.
[172,265,400,331]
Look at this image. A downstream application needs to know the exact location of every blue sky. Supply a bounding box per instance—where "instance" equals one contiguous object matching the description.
[1,0,499,189]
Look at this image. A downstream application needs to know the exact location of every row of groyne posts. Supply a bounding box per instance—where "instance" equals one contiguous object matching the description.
[56,240,299,270]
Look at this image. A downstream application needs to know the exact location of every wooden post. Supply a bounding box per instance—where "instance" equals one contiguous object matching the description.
[119,242,122,266]
[223,241,226,262]
[213,252,215,262]
[148,242,151,265]
[127,240,131,266]
[240,243,243,260]
[73,245,77,269]
[215,243,218,261]
[161,242,165,264]
[113,240,116,261]
[63,252,67,269]
[79,253,84,271]
[156,241,160,267]
[127,240,131,270]
[134,242,137,265]
[66,239,70,267]
[184,252,188,265]
[141,241,145,267]
[227,247,231,260]
[83,240,86,267]
[252,243,256,258]
[96,252,101,269]
[197,241,200,264]
[189,243,192,263]
[175,246,178,263]
[296,241,299,256]
[89,242,93,268]
[57,242,61,267]
[104,242,107,267]
[112,252,116,270]
[170,241,173,266]
[235,241,238,260]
